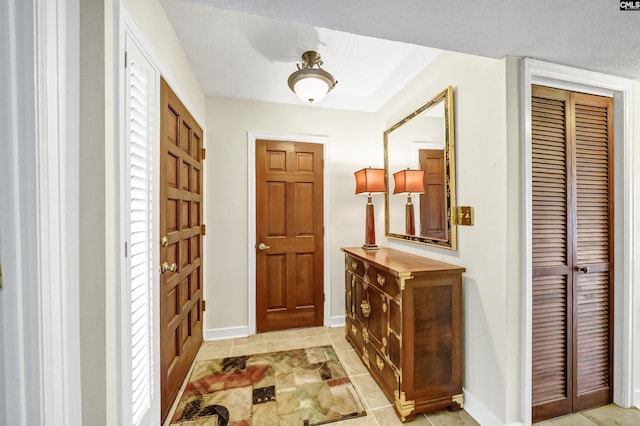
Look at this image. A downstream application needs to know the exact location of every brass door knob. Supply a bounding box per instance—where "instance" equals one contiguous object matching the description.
[161,236,170,247]
[161,262,177,273]
[258,242,271,250]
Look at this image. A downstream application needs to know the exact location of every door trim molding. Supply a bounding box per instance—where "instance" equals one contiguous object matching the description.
[34,0,82,424]
[522,58,636,423]
[247,132,331,335]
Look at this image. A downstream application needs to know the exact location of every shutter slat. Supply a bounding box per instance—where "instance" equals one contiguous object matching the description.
[575,99,612,397]
[127,49,154,426]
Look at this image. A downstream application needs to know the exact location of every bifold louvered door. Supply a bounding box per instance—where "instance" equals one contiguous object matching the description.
[531,85,613,423]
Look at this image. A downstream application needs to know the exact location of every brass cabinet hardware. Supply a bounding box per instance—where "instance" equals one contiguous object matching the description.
[351,324,358,336]
[452,393,464,408]
[161,262,177,273]
[376,354,385,371]
[394,390,416,422]
[351,261,358,270]
[161,236,170,247]
[360,300,371,318]
[382,337,388,347]
[377,273,385,286]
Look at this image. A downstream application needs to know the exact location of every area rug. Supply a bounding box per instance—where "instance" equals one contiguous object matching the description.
[170,345,367,426]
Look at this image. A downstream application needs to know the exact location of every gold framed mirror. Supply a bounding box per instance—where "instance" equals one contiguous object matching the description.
[384,86,457,249]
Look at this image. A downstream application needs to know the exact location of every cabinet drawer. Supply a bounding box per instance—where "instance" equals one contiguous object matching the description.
[367,343,399,400]
[346,317,366,355]
[367,266,400,300]
[345,255,366,278]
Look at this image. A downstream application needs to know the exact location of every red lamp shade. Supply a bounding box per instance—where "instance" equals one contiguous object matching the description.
[393,169,425,194]
[354,167,387,194]
[393,169,425,236]
[354,167,386,250]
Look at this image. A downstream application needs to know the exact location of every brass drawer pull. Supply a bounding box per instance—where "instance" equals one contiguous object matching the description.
[361,300,371,318]
[377,273,386,286]
[351,261,358,270]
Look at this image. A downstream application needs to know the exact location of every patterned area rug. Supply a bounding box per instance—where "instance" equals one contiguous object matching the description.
[170,345,367,426]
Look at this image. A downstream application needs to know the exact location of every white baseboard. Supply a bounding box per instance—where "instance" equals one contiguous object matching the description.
[463,389,524,426]
[204,326,250,341]
[328,315,345,328]
[205,318,345,341]
[635,387,640,408]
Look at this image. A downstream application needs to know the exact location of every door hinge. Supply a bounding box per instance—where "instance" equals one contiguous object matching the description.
[202,300,206,311]
[202,224,207,236]
[124,241,128,258]
[201,147,206,160]
[124,51,128,68]
[323,292,326,303]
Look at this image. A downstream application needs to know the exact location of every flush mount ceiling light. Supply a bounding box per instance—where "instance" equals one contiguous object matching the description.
[287,50,337,104]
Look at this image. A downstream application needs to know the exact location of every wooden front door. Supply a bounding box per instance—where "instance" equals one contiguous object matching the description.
[531,85,613,422]
[419,149,446,239]
[255,139,324,333]
[159,78,204,420]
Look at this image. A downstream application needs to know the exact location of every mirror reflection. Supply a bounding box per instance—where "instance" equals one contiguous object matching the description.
[384,86,457,249]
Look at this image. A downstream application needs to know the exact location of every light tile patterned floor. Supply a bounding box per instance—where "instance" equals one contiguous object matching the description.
[534,403,640,426]
[166,326,640,425]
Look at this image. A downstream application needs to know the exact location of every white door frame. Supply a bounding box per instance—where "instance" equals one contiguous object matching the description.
[247,132,332,335]
[522,58,637,424]
[115,3,209,425]
[1,0,82,424]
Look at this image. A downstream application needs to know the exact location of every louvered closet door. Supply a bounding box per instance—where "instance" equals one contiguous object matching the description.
[531,86,613,423]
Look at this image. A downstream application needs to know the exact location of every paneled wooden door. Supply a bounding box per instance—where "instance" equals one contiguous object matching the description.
[419,149,446,239]
[255,139,324,333]
[531,85,613,422]
[159,78,204,421]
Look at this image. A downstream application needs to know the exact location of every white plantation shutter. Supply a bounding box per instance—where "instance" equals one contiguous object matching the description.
[125,38,156,426]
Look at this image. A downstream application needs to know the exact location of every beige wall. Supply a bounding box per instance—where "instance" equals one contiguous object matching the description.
[379,51,514,422]
[122,0,206,120]
[203,50,521,423]
[205,97,382,330]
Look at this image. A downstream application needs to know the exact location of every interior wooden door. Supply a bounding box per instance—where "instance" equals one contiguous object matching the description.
[159,78,204,421]
[419,149,446,239]
[255,139,324,333]
[531,85,613,422]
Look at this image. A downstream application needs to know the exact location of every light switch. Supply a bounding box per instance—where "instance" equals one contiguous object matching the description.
[457,206,474,226]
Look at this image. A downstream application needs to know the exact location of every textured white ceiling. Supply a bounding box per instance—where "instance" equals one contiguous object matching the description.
[161,0,640,111]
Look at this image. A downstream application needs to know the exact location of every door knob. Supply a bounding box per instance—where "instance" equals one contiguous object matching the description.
[578,266,590,273]
[257,242,271,250]
[161,262,177,273]
[161,236,170,247]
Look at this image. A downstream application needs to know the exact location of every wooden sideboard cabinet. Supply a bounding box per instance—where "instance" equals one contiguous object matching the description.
[342,247,466,422]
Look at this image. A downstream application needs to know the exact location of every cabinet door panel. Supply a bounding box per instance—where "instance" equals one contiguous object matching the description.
[388,298,401,367]
[368,342,399,399]
[413,283,453,389]
[367,284,388,350]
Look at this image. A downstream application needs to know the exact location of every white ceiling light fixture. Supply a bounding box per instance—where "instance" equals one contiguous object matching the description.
[287,50,337,104]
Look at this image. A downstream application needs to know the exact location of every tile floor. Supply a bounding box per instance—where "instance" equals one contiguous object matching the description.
[534,403,640,426]
[166,326,640,426]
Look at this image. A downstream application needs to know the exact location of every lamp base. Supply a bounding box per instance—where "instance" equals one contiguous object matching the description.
[364,196,378,249]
